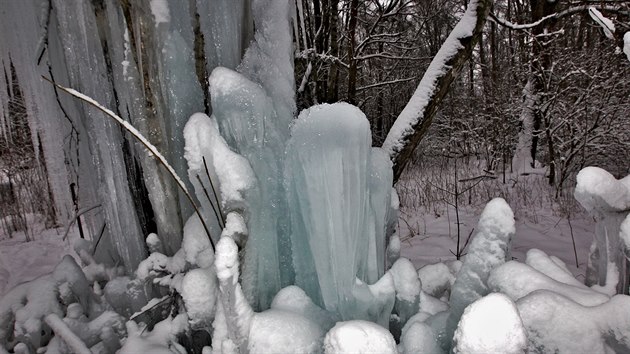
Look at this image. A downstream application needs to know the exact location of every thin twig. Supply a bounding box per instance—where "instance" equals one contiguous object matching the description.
[203,156,225,227]
[196,174,224,229]
[63,204,101,241]
[92,222,107,256]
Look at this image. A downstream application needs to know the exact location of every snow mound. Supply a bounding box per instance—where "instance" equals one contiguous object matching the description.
[324,320,397,354]
[248,309,324,354]
[453,293,526,354]
[489,261,609,306]
[574,167,630,213]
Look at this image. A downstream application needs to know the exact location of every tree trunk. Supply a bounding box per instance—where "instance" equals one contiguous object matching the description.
[383,0,494,182]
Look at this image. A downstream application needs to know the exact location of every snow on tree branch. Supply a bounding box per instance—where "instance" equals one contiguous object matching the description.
[589,7,616,39]
[382,0,493,182]
[490,5,623,30]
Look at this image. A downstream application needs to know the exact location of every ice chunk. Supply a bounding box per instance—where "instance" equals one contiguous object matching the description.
[248,309,324,354]
[453,293,526,354]
[324,320,397,354]
[446,198,515,344]
[488,261,609,306]
[624,32,630,62]
[285,103,372,318]
[146,233,163,254]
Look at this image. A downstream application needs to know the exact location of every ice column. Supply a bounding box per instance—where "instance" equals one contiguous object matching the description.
[574,167,630,294]
[285,103,373,318]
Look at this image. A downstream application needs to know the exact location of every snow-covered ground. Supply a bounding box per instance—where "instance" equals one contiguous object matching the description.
[399,205,593,279]
[0,200,594,298]
[0,225,78,296]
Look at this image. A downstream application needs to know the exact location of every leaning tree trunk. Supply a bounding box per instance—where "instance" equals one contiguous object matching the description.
[382,0,493,182]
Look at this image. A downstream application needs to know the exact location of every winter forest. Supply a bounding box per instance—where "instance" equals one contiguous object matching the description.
[0,0,629,352]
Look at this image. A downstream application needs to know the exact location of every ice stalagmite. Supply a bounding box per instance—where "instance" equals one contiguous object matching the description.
[286,103,372,318]
[209,67,286,310]
[445,198,515,348]
[574,167,630,294]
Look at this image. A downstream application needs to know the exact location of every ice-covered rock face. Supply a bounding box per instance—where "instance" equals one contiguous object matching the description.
[453,293,527,354]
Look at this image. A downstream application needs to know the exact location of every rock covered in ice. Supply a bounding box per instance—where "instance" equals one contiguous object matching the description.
[574,167,630,293]
[453,293,526,354]
[446,198,515,342]
[323,320,397,354]
[248,309,324,354]
[489,261,609,306]
[517,291,630,353]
